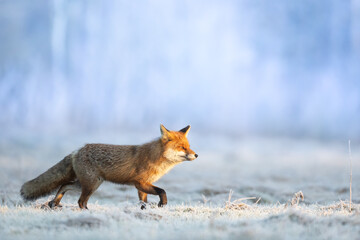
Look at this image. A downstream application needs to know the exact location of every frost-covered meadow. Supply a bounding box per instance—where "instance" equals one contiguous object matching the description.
[1,0,360,239]
[1,132,359,239]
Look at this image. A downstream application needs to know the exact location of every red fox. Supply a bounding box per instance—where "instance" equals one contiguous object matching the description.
[20,124,198,209]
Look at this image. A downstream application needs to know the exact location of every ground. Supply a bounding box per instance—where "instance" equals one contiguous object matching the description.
[0,132,359,239]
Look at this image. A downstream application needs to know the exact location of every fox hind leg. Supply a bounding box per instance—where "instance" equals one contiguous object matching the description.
[78,177,103,209]
[48,181,81,208]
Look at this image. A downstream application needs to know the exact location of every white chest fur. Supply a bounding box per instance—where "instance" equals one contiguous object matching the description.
[147,160,178,183]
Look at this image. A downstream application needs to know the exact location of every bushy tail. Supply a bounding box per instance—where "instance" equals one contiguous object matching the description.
[20,155,76,200]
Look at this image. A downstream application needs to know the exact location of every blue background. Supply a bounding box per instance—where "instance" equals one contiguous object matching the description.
[1,0,359,139]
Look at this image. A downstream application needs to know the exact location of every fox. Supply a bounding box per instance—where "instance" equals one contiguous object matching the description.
[20,124,198,209]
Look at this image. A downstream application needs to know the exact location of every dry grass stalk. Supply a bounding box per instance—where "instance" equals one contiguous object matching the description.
[348,140,352,212]
[202,194,209,204]
[320,200,357,212]
[225,189,257,210]
[286,191,304,207]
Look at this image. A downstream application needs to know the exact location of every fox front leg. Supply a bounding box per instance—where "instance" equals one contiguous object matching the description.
[138,190,148,210]
[135,182,167,208]
[138,190,148,202]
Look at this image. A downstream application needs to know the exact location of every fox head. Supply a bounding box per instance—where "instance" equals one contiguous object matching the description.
[160,124,198,162]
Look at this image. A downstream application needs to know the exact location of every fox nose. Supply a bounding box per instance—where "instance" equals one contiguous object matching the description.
[195,154,198,158]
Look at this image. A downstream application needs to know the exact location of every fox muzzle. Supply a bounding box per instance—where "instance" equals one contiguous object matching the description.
[186,153,198,161]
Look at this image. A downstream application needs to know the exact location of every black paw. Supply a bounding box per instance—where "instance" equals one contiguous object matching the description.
[48,201,56,208]
[48,201,62,209]
[140,201,147,210]
[158,201,167,207]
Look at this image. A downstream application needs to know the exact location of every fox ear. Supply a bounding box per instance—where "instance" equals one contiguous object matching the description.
[160,124,171,139]
[179,125,191,137]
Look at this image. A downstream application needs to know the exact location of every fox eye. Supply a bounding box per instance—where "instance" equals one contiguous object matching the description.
[182,147,186,150]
